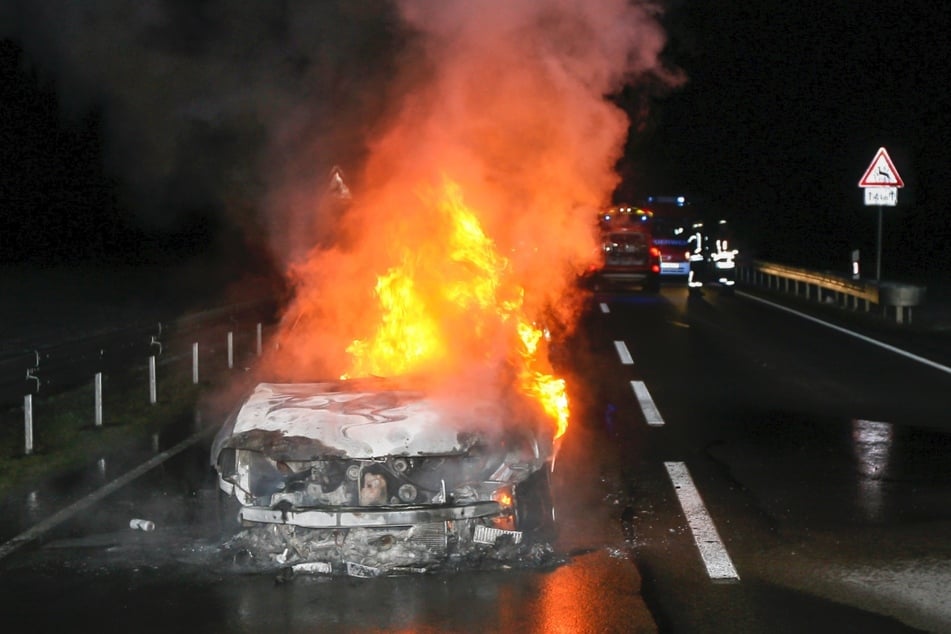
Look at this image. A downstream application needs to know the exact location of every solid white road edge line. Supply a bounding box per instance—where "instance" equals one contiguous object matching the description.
[600,302,610,314]
[664,461,740,581]
[737,290,951,376]
[631,380,664,426]
[0,423,216,562]
[614,340,634,365]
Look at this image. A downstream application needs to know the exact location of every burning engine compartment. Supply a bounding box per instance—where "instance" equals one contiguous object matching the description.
[212,381,561,576]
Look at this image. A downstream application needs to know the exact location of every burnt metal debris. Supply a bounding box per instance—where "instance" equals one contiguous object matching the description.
[220,523,562,579]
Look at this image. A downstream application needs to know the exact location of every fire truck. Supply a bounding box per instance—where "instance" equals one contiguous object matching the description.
[581,205,661,292]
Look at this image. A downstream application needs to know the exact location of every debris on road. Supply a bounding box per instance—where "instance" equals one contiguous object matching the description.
[129,519,155,532]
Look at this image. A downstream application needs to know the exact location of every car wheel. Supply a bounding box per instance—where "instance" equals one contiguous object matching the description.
[644,277,660,293]
[217,487,244,537]
[515,468,557,541]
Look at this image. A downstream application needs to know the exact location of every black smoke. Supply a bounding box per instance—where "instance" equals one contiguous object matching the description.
[0,1,409,266]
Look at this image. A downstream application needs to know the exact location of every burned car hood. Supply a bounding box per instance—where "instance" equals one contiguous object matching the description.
[216,382,517,460]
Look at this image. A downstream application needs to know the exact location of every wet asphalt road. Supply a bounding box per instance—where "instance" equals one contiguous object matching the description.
[1,281,950,632]
[583,283,951,632]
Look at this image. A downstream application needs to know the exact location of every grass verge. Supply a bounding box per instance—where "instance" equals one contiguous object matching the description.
[0,368,204,500]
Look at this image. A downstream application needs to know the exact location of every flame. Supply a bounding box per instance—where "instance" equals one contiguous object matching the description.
[344,264,442,379]
[516,322,570,440]
[341,179,569,438]
[262,3,681,442]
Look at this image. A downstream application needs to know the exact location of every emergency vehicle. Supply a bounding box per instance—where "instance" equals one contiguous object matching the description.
[640,195,692,277]
[581,205,661,292]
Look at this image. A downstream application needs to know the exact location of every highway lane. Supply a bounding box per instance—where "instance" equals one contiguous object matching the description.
[0,376,656,631]
[1,280,949,631]
[0,424,657,632]
[588,283,951,631]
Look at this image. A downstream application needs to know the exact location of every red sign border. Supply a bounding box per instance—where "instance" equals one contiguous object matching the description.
[859,147,904,188]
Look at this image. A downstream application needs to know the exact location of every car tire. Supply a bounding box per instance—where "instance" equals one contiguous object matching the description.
[217,487,244,537]
[644,277,660,293]
[515,468,557,541]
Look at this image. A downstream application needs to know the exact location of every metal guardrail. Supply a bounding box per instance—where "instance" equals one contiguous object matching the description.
[738,259,926,324]
[0,297,279,455]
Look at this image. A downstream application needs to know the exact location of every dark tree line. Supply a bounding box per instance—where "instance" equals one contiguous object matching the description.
[0,38,217,265]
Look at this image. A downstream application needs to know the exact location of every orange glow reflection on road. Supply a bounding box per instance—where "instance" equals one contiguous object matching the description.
[536,555,649,634]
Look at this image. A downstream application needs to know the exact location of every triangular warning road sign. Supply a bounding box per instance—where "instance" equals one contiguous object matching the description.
[859,147,904,188]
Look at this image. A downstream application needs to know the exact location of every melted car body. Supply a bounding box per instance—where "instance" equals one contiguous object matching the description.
[211,379,557,571]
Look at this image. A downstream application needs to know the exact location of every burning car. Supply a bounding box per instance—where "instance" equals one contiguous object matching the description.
[211,377,558,574]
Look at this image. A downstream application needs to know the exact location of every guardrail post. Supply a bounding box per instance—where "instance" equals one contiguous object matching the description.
[24,394,34,456]
[227,331,234,369]
[256,323,263,357]
[94,372,103,427]
[192,342,200,384]
[149,355,157,404]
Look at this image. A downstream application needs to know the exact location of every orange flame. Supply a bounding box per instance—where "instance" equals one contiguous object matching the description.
[515,321,569,439]
[262,3,680,442]
[341,179,569,438]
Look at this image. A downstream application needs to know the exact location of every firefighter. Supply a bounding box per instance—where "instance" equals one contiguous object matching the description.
[687,219,738,294]
[709,219,738,291]
[686,221,707,293]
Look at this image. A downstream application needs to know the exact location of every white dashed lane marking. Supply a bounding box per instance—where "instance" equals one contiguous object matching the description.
[665,461,740,581]
[601,300,733,579]
[631,380,664,426]
[614,340,634,365]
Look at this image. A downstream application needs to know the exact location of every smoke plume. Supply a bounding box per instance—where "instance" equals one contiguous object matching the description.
[3,1,681,395]
[1,1,404,239]
[264,0,681,389]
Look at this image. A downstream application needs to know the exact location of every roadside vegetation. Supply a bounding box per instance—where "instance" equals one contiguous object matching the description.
[0,369,204,500]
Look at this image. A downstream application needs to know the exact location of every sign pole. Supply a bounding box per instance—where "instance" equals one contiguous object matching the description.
[875,205,882,282]
[858,147,903,284]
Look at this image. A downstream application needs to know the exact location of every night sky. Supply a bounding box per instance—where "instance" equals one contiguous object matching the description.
[628,0,951,278]
[2,1,948,282]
